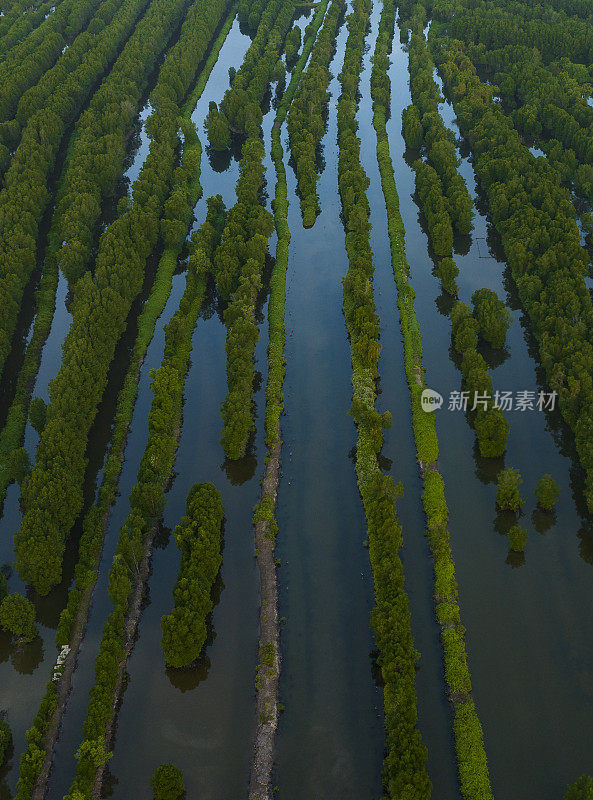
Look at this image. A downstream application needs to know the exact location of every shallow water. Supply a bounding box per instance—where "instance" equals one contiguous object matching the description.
[273,6,385,798]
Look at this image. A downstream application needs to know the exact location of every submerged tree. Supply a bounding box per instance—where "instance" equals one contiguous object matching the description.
[535,474,560,511]
[508,524,528,552]
[0,593,37,643]
[472,288,512,349]
[206,101,231,151]
[475,407,509,457]
[151,764,185,800]
[496,467,525,512]
[565,775,593,800]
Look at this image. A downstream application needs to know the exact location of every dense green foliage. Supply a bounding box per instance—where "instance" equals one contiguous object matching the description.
[287,0,344,226]
[405,20,473,237]
[216,135,274,459]
[215,0,294,137]
[432,30,593,512]
[284,23,302,68]
[13,18,235,800]
[151,764,185,800]
[65,196,225,799]
[339,1,432,796]
[14,0,231,596]
[0,593,37,642]
[508,524,528,552]
[161,482,224,668]
[472,288,511,349]
[565,776,593,800]
[535,474,561,510]
[0,0,103,127]
[0,0,153,381]
[28,397,47,436]
[496,467,525,512]
[372,2,493,796]
[53,0,199,285]
[205,100,231,150]
[400,12,509,460]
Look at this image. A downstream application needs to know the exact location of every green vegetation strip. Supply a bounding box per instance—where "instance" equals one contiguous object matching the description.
[14,0,233,597]
[338,0,432,796]
[161,482,224,669]
[371,1,493,796]
[401,9,510,459]
[248,1,329,793]
[53,0,197,286]
[0,0,102,128]
[64,196,226,800]
[287,0,345,226]
[12,12,234,799]
[0,0,153,380]
[213,0,295,460]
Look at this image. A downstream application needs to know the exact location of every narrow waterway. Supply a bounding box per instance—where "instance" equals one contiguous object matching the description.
[386,23,593,799]
[274,6,384,797]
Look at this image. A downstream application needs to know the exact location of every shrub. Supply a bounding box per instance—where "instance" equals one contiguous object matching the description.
[496,467,524,512]
[0,593,37,642]
[565,776,593,800]
[9,447,30,484]
[435,256,459,296]
[151,763,185,800]
[472,288,512,349]
[508,525,528,552]
[535,474,560,511]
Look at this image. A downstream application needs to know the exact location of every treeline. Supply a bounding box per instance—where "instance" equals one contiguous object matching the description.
[161,482,224,668]
[0,0,124,179]
[403,18,474,238]
[401,12,509,458]
[216,136,273,459]
[284,24,301,68]
[465,33,593,212]
[213,0,295,459]
[0,0,103,127]
[64,196,225,799]
[53,0,196,285]
[209,0,294,138]
[431,0,593,64]
[431,29,593,512]
[287,0,345,226]
[12,20,234,796]
[0,0,60,59]
[337,0,432,796]
[0,0,152,381]
[372,2,494,797]
[14,0,232,596]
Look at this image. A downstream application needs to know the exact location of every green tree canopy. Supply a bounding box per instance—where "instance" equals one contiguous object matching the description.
[496,467,525,512]
[535,474,560,510]
[151,763,185,800]
[0,593,37,642]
